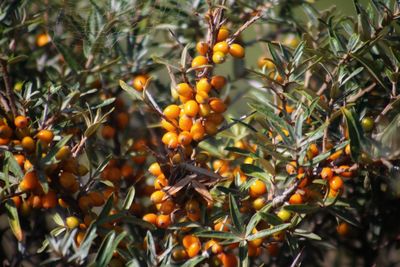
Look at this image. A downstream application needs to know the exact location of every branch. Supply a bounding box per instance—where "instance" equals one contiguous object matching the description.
[347,82,376,103]
[271,179,300,208]
[0,59,17,117]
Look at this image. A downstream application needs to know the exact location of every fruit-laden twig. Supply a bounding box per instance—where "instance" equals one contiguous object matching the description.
[271,179,300,208]
[0,59,17,117]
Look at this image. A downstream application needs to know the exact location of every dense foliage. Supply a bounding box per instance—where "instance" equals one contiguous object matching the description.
[0,0,399,266]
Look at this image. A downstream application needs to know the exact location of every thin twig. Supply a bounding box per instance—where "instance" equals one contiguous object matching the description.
[72,136,87,157]
[0,59,17,117]
[347,82,376,103]
[271,179,300,208]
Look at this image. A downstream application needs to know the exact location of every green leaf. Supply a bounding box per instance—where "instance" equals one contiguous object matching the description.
[267,42,285,77]
[327,206,360,227]
[7,55,28,64]
[119,80,143,100]
[195,231,240,242]
[293,229,322,240]
[240,164,270,181]
[122,186,135,210]
[5,200,23,241]
[93,230,127,267]
[181,256,206,267]
[247,223,291,241]
[4,151,23,180]
[341,107,364,160]
[41,135,73,165]
[259,212,284,226]
[146,231,157,265]
[229,194,243,233]
[53,41,81,72]
[239,241,249,267]
[284,204,318,214]
[350,54,387,90]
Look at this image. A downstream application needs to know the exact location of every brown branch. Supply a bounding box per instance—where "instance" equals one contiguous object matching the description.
[347,82,376,103]
[227,7,265,45]
[0,59,17,117]
[374,95,400,124]
[271,179,300,208]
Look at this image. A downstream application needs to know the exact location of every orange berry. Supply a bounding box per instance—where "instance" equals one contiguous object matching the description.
[101,125,116,139]
[76,231,85,246]
[78,196,93,211]
[154,174,168,190]
[210,76,226,90]
[204,121,218,135]
[191,55,208,68]
[213,159,229,174]
[209,98,227,113]
[212,51,226,64]
[196,78,212,93]
[161,119,177,132]
[162,132,179,148]
[59,172,77,189]
[337,222,350,237]
[156,214,171,229]
[195,90,209,104]
[132,75,148,91]
[213,41,229,54]
[41,190,57,209]
[178,131,193,146]
[190,120,205,141]
[214,220,230,232]
[20,171,39,191]
[121,164,134,178]
[148,162,162,176]
[186,242,201,258]
[30,195,42,209]
[320,167,333,180]
[172,247,188,261]
[266,243,279,257]
[252,197,266,210]
[14,116,29,128]
[88,191,105,206]
[285,161,297,175]
[66,216,80,229]
[179,115,193,131]
[0,125,12,139]
[198,103,211,117]
[277,209,291,222]
[14,154,25,167]
[308,143,319,157]
[257,57,275,69]
[163,105,181,120]
[205,240,223,254]
[37,129,54,143]
[150,190,166,204]
[207,113,224,125]
[249,180,267,198]
[329,176,344,191]
[217,253,237,267]
[36,33,51,47]
[12,196,21,208]
[337,165,353,178]
[116,112,129,129]
[0,138,10,145]
[142,213,157,225]
[184,100,199,117]
[229,43,245,58]
[182,234,200,249]
[196,41,209,56]
[328,150,343,161]
[289,193,303,205]
[345,144,351,155]
[217,27,229,41]
[176,83,193,97]
[158,200,175,214]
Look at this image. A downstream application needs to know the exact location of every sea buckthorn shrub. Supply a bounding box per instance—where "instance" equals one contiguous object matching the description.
[0,0,400,266]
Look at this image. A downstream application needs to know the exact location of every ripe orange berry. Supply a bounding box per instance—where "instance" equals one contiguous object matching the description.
[289,193,303,205]
[158,199,175,214]
[55,146,71,161]
[20,171,39,191]
[154,174,168,190]
[196,78,212,93]
[199,103,211,117]
[195,91,209,104]
[88,191,105,206]
[12,196,21,208]
[212,51,226,64]
[163,105,181,120]
[214,220,230,232]
[14,154,25,167]
[191,55,208,68]
[179,115,193,131]
[190,120,205,141]
[150,190,166,204]
[328,150,343,161]
[132,75,148,91]
[229,43,245,58]
[184,100,199,117]
[116,112,129,129]
[14,116,29,128]
[257,57,275,69]
[249,179,267,198]
[41,190,57,209]
[213,41,229,54]
[30,195,42,209]
[217,27,229,41]
[101,125,115,139]
[78,196,93,211]
[76,231,85,246]
[345,144,351,155]
[320,167,333,180]
[172,247,188,262]
[66,216,80,229]
[196,41,209,56]
[186,242,201,258]
[205,240,223,254]
[285,161,297,175]
[0,125,12,139]
[176,83,193,97]
[209,98,227,113]
[142,213,157,225]
[266,243,279,257]
[213,159,229,174]
[308,143,319,158]
[59,172,77,189]
[182,234,200,248]
[337,222,350,237]
[217,253,237,267]
[337,165,353,178]
[162,131,179,149]
[36,33,51,47]
[37,129,54,143]
[178,131,192,146]
[204,121,218,135]
[329,176,344,191]
[161,119,177,132]
[156,214,171,229]
[210,76,226,90]
[148,162,162,176]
